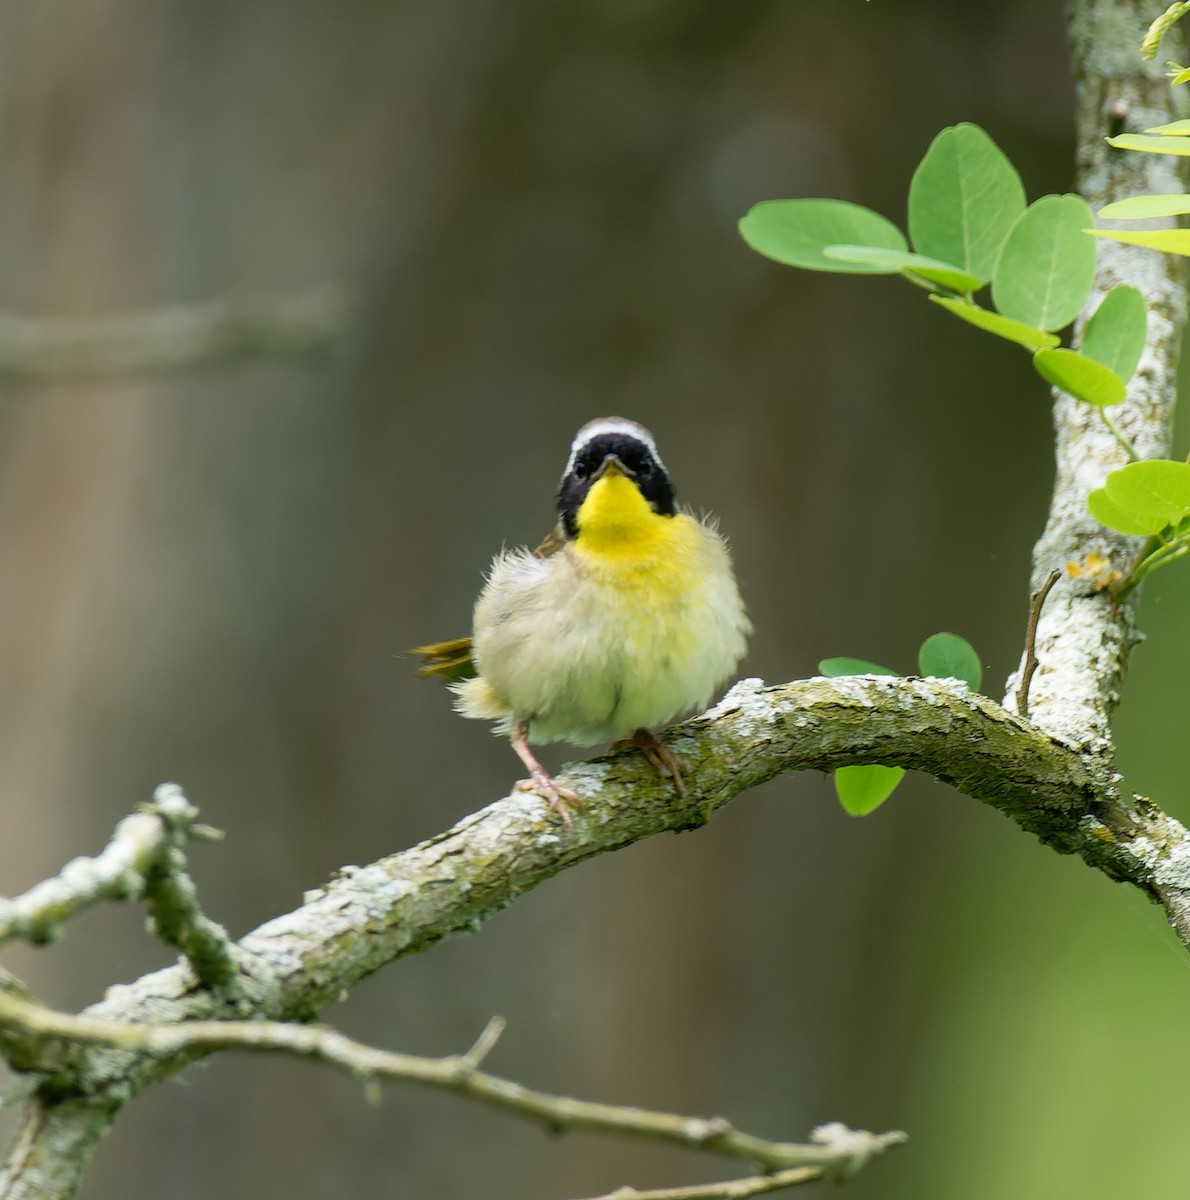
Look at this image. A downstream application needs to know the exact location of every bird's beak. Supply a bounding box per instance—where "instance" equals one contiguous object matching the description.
[593,454,633,481]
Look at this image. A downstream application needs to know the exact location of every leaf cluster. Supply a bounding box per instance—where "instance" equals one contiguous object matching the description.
[1078,118,1190,590]
[739,124,1144,409]
[740,121,1190,597]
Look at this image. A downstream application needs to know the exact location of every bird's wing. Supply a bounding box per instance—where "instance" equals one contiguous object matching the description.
[531,522,568,559]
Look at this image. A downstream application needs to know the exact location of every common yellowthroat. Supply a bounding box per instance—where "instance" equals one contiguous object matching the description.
[414,417,750,818]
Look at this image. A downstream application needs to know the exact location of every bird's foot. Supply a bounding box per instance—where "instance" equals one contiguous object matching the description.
[515,771,581,827]
[510,719,580,828]
[611,729,688,798]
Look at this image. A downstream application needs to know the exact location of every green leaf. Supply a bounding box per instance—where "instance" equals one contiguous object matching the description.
[1143,119,1190,135]
[822,652,907,814]
[822,245,983,292]
[917,632,982,691]
[819,657,898,677]
[907,123,1026,284]
[739,199,908,273]
[929,296,1060,351]
[1080,286,1147,382]
[1141,4,1190,60]
[1098,194,1190,219]
[835,765,905,816]
[1033,348,1127,407]
[1089,227,1190,255]
[1088,488,1167,536]
[1106,133,1190,156]
[1169,66,1190,86]
[1103,459,1190,527]
[992,195,1098,331]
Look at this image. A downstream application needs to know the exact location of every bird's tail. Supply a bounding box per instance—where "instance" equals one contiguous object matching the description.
[409,636,477,683]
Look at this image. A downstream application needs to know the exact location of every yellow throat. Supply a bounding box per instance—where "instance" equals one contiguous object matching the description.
[573,467,683,566]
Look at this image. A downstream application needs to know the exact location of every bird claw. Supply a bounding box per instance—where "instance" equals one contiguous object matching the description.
[612,729,688,798]
[509,719,580,828]
[515,774,581,827]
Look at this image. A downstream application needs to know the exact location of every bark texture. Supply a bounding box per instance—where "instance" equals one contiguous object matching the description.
[1010,0,1187,746]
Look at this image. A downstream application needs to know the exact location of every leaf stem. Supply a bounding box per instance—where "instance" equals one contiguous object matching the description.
[898,269,946,295]
[1131,536,1190,582]
[1099,408,1140,461]
[1110,530,1190,600]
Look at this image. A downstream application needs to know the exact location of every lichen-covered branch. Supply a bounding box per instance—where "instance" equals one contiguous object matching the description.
[3,676,1189,1099]
[0,1099,120,1200]
[3,661,1190,1196]
[0,285,349,381]
[1008,0,1188,744]
[576,1165,819,1200]
[0,784,234,995]
[136,787,241,994]
[576,1124,903,1200]
[0,992,904,1192]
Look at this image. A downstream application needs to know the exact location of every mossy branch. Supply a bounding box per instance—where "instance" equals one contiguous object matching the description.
[3,674,1188,1079]
[0,993,904,1195]
[5,671,1186,1197]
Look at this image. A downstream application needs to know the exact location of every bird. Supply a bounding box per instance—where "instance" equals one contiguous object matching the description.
[413,417,750,821]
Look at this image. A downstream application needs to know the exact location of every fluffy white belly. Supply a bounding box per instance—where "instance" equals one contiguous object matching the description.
[457,520,749,746]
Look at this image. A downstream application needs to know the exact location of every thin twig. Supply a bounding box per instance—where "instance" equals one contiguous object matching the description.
[0,785,215,946]
[460,1014,507,1069]
[577,1165,821,1200]
[0,990,905,1179]
[0,785,237,993]
[1016,569,1061,719]
[139,787,240,993]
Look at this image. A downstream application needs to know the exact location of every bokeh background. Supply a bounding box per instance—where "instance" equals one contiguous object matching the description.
[2,2,1189,1198]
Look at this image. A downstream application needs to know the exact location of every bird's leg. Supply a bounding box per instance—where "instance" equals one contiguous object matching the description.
[510,717,580,826]
[610,728,688,798]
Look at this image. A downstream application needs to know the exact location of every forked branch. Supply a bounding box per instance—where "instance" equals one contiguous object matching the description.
[0,990,904,1194]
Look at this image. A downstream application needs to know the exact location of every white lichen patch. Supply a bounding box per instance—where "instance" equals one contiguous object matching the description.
[823,675,871,705]
[562,761,612,789]
[1153,833,1190,890]
[823,675,887,708]
[908,677,967,706]
[704,677,767,720]
[692,677,774,743]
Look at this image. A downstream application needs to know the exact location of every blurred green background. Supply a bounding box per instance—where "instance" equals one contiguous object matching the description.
[2,1,1189,1197]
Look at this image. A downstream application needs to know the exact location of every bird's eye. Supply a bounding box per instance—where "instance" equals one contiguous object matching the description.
[573,457,591,479]
[638,458,653,476]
